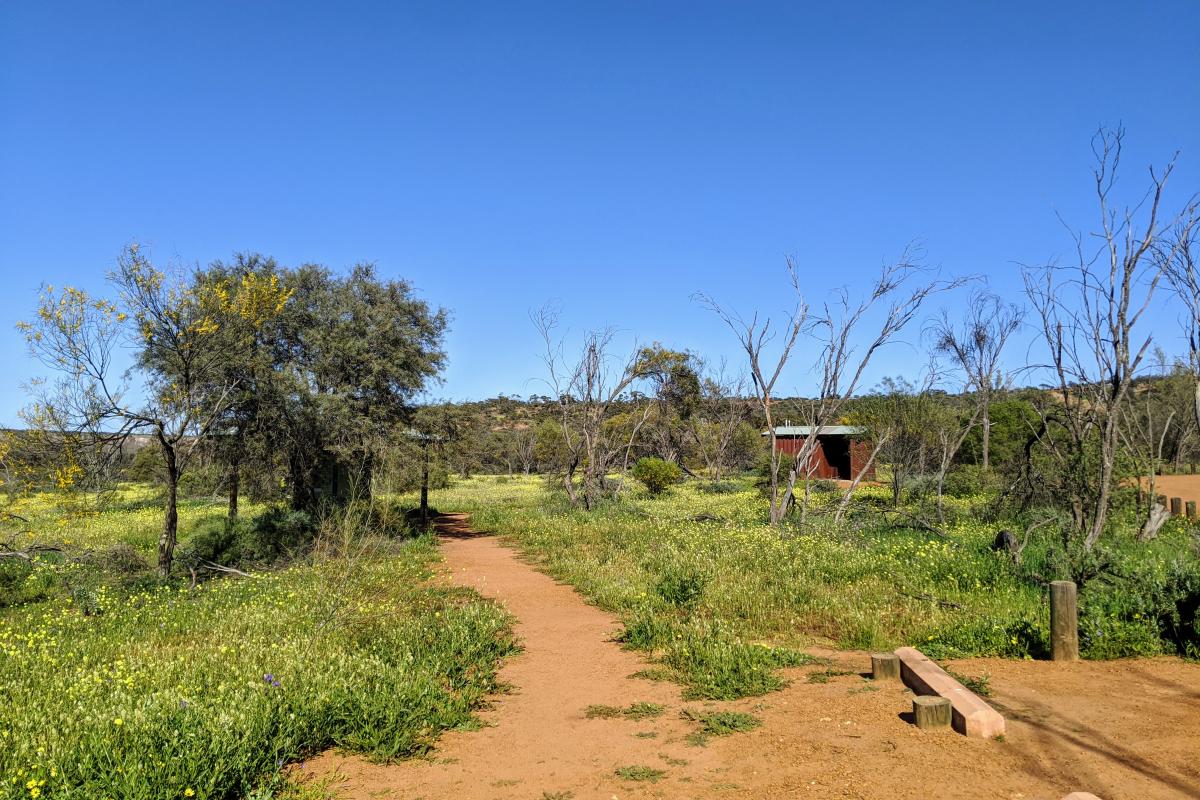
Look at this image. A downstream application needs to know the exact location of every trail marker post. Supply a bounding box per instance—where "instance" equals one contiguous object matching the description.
[1050,580,1079,662]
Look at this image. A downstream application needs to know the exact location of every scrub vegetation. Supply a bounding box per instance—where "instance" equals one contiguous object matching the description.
[0,495,516,800]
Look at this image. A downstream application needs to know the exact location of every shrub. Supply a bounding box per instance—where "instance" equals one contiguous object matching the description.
[97,543,150,575]
[0,559,56,608]
[695,481,740,494]
[631,458,683,496]
[752,452,793,497]
[179,507,318,569]
[653,565,708,608]
[943,465,1003,499]
[241,508,316,562]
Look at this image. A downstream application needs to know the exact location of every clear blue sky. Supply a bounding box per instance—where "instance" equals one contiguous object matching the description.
[2,1,1198,423]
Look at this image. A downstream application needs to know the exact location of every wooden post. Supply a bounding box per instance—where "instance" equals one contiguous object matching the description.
[1050,580,1079,662]
[871,653,900,680]
[1170,497,1184,517]
[1187,501,1197,520]
[420,439,430,525]
[913,696,951,729]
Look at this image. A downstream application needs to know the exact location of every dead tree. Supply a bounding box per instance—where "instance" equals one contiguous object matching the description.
[780,250,960,523]
[532,306,651,509]
[1163,216,1200,438]
[696,260,806,525]
[1023,127,1198,550]
[688,362,751,482]
[929,290,1023,471]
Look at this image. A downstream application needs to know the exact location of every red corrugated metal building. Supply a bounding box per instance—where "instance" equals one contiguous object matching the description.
[765,425,875,481]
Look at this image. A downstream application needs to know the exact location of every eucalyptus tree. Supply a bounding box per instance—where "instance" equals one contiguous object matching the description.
[271,264,448,511]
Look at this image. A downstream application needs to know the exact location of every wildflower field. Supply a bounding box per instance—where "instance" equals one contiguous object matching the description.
[0,491,516,800]
[418,475,1200,699]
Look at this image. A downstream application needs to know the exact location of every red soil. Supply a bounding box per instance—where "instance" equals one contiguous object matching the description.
[1143,474,1200,509]
[301,513,1200,800]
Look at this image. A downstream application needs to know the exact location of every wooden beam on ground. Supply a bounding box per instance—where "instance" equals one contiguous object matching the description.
[894,647,1006,738]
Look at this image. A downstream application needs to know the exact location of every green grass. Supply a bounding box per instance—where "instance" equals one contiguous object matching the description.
[680,708,762,736]
[584,701,664,720]
[0,525,517,799]
[946,668,992,696]
[807,668,855,684]
[416,475,1200,677]
[614,765,666,782]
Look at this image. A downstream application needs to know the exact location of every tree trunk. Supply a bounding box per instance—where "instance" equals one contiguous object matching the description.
[420,440,430,525]
[834,435,887,523]
[981,392,991,472]
[227,457,240,521]
[158,442,179,578]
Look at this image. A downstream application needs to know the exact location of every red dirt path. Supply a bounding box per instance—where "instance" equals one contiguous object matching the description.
[302,513,1200,799]
[1144,474,1200,508]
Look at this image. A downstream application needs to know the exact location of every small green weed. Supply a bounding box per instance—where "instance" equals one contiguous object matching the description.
[584,704,623,719]
[585,701,664,720]
[681,708,762,735]
[807,668,855,684]
[625,701,665,719]
[614,765,666,782]
[946,668,992,697]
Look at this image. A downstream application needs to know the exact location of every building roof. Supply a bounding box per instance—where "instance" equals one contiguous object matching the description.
[764,425,867,437]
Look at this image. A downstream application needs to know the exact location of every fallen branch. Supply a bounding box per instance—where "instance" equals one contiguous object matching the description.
[899,591,963,610]
[884,509,949,538]
[0,543,62,561]
[196,559,254,578]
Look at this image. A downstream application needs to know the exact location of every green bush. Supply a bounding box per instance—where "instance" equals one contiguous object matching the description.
[653,565,708,608]
[663,624,813,699]
[695,481,740,494]
[752,452,793,497]
[631,458,683,495]
[179,507,317,569]
[943,465,1003,499]
[0,559,56,608]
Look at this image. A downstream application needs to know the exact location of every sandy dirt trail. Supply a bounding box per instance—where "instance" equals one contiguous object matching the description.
[303,514,1200,800]
[1143,474,1200,509]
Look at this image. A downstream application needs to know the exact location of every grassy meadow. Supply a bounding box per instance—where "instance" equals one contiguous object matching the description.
[417,474,1199,699]
[0,490,517,800]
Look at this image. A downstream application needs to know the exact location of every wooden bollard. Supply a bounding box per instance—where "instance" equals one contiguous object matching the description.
[1050,580,1079,662]
[1187,501,1197,520]
[913,695,952,729]
[871,653,900,680]
[1170,497,1184,517]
